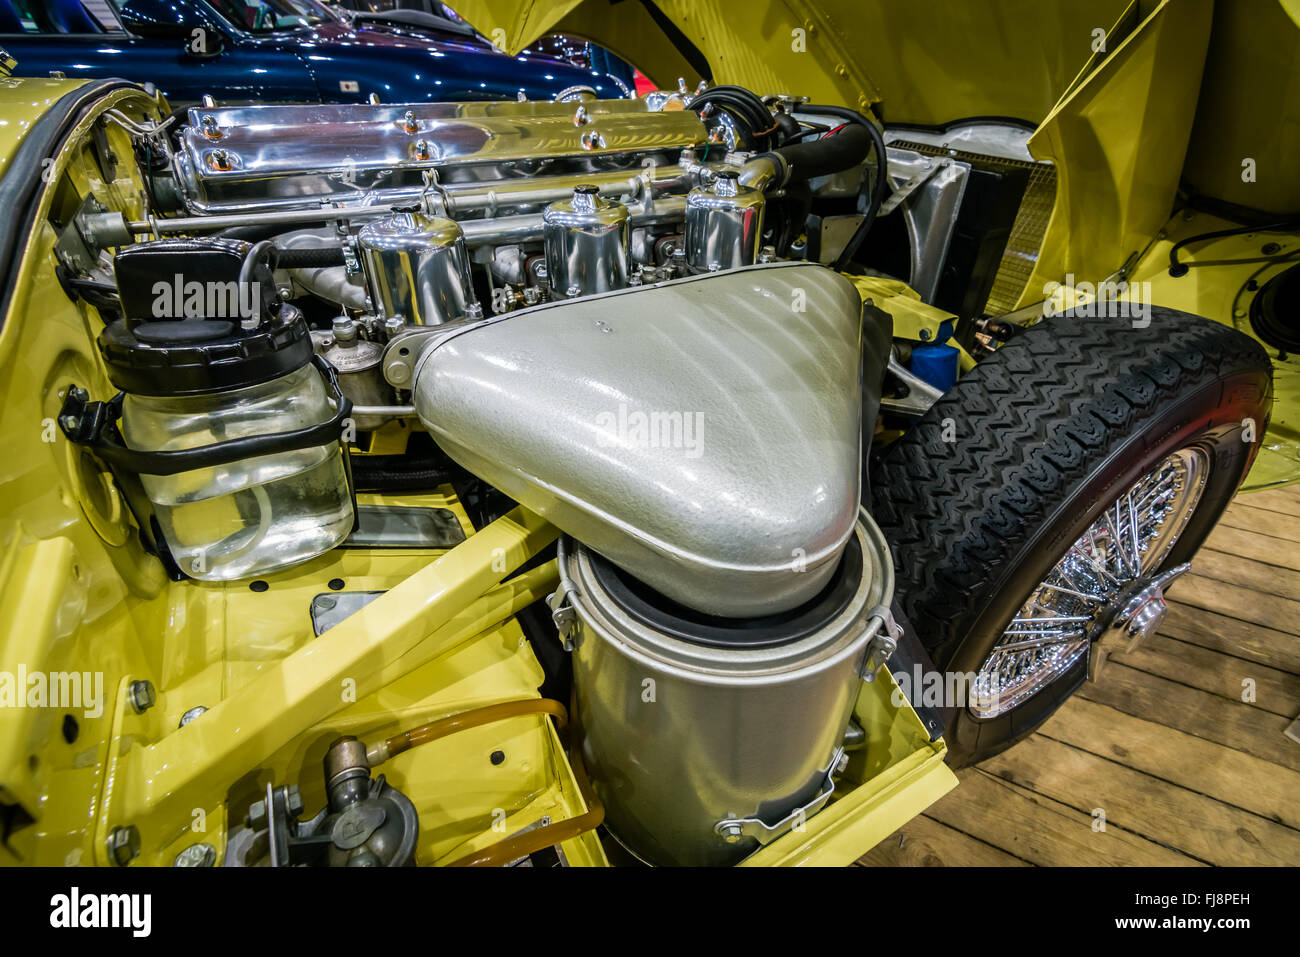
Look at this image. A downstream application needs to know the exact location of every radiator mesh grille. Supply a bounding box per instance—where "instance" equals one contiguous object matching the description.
[890,141,1058,315]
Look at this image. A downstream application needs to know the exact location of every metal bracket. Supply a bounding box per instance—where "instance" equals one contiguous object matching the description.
[880,355,946,418]
[861,603,903,683]
[547,587,578,651]
[714,747,847,847]
[877,158,946,216]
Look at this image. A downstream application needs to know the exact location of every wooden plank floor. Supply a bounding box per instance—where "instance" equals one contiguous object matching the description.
[859,485,1300,867]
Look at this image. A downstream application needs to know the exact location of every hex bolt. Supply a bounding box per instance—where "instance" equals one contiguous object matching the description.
[128,680,156,714]
[247,799,268,830]
[107,825,141,867]
[719,823,744,844]
[178,705,208,728]
[173,843,216,867]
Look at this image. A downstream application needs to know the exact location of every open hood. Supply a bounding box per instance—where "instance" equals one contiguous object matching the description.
[448,0,1133,127]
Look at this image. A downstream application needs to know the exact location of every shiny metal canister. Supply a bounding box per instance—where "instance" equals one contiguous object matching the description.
[542,184,629,298]
[357,208,473,325]
[684,169,765,272]
[558,509,893,866]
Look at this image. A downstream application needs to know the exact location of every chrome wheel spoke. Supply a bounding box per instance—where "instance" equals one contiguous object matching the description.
[970,447,1209,719]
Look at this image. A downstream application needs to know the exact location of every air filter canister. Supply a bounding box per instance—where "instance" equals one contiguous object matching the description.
[557,508,894,866]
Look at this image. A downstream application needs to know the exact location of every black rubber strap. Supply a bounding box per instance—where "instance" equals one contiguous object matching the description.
[61,356,354,477]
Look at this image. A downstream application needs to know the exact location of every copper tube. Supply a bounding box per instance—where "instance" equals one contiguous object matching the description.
[368,698,568,766]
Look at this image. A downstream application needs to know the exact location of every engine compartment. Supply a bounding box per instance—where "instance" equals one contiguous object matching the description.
[2,79,960,868]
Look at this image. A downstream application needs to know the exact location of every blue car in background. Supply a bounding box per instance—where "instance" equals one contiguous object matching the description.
[0,0,629,105]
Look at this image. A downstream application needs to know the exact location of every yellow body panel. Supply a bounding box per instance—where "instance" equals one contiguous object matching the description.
[1024,0,1214,303]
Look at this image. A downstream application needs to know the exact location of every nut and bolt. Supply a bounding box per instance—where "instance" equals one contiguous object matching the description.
[128,680,156,714]
[332,315,359,346]
[246,786,302,832]
[107,825,141,866]
[719,823,744,844]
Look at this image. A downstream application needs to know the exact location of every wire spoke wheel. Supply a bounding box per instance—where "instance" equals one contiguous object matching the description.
[872,306,1272,767]
[969,447,1209,718]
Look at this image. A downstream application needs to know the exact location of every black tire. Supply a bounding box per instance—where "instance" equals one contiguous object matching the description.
[871,308,1273,767]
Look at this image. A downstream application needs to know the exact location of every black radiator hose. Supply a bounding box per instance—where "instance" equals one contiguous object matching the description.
[792,105,890,272]
[759,122,871,184]
[275,245,348,269]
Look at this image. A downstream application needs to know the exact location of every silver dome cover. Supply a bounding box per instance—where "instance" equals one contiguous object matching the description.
[411,262,864,618]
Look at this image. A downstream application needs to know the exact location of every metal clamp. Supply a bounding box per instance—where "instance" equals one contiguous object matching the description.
[547,587,578,651]
[714,747,847,847]
[860,603,903,683]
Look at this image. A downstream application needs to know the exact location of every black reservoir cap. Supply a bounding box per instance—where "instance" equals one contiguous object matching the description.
[99,238,310,396]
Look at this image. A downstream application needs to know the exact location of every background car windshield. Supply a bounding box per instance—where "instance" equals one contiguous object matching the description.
[206,0,334,33]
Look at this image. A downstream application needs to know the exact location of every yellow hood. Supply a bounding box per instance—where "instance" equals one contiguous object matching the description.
[450,0,1131,126]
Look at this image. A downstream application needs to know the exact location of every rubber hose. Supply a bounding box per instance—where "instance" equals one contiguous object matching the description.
[762,122,871,184]
[276,245,347,269]
[445,687,605,867]
[237,239,277,295]
[350,462,459,492]
[371,698,569,765]
[217,220,328,242]
[690,85,779,151]
[791,105,889,271]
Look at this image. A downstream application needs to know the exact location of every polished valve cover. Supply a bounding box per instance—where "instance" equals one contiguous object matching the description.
[412,262,864,617]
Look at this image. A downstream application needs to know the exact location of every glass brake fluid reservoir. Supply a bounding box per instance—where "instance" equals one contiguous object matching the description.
[96,239,355,581]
